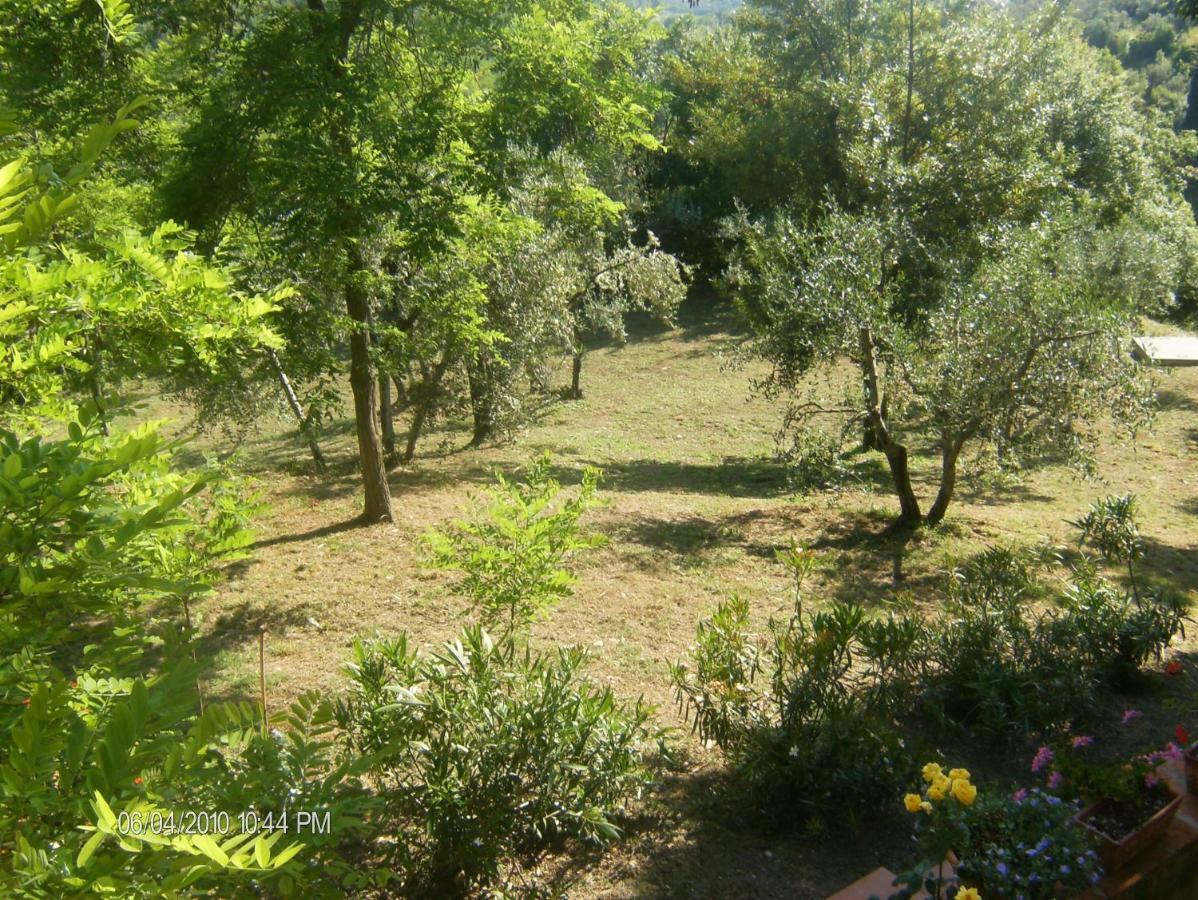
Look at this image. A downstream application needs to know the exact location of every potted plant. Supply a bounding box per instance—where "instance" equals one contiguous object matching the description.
[1035,729,1184,873]
[950,788,1102,899]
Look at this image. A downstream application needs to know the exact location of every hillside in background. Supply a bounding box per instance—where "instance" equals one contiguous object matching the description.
[630,0,1196,130]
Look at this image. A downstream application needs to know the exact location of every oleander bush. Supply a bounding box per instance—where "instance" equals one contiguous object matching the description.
[671,547,926,829]
[337,627,652,896]
[673,505,1187,828]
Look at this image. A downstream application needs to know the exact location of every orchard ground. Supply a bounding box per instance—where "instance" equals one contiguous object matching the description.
[154,301,1198,898]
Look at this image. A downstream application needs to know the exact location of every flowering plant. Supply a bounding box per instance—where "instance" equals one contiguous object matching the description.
[889,763,982,900]
[1032,716,1182,805]
[953,788,1101,899]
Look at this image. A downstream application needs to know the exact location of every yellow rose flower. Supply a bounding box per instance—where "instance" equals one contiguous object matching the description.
[958,887,981,900]
[949,768,971,781]
[920,801,932,813]
[952,779,978,806]
[921,762,943,782]
[927,784,946,801]
[904,793,923,813]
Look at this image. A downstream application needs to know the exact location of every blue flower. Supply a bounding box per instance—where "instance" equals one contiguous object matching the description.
[1061,864,1071,876]
[996,862,1009,876]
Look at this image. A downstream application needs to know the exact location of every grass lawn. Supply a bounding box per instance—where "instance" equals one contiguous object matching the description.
[165,301,1197,898]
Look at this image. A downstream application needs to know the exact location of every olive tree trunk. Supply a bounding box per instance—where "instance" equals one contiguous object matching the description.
[859,326,922,524]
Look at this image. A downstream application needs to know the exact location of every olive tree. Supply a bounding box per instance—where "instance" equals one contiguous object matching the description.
[727,3,1198,525]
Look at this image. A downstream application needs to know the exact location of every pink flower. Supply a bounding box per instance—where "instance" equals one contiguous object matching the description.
[1047,770,1063,790]
[1071,735,1094,749]
[1145,773,1160,788]
[1163,742,1184,763]
[1121,709,1143,725]
[1031,745,1054,773]
[1012,788,1028,803]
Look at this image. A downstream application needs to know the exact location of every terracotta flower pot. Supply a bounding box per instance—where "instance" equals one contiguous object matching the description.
[1075,788,1183,873]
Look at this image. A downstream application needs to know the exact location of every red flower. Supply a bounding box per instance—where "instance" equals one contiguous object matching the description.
[21,697,29,706]
[1178,725,1191,746]
[133,776,143,786]
[70,680,78,689]
[1166,660,1182,676]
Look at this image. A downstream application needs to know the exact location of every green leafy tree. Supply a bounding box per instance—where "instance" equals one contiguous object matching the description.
[726,2,1198,524]
[162,0,671,520]
[424,454,605,637]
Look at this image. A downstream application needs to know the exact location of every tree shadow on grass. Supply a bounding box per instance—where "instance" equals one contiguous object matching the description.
[193,600,318,664]
[1139,535,1198,603]
[1156,387,1198,413]
[566,763,910,900]
[582,457,791,499]
[251,516,367,551]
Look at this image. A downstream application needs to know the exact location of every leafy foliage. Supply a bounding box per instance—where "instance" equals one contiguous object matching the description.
[672,512,1186,827]
[671,547,923,829]
[338,627,652,896]
[425,454,605,636]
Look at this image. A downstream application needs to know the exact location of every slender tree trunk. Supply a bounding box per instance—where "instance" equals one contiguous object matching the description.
[268,349,327,473]
[926,436,963,526]
[570,328,584,400]
[379,372,396,461]
[345,246,392,522]
[88,328,110,437]
[313,0,389,520]
[393,373,408,409]
[403,355,451,464]
[881,440,922,524]
[467,364,492,447]
[859,326,921,524]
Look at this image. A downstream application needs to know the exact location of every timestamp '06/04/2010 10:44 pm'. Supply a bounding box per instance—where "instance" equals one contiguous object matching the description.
[116,808,332,837]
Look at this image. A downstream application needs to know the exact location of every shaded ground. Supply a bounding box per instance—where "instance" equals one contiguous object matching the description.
[172,306,1198,898]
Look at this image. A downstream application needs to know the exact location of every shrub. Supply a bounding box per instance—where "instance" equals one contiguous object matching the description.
[671,547,924,829]
[781,424,855,492]
[673,512,1187,827]
[424,454,604,636]
[927,540,1186,733]
[337,627,652,896]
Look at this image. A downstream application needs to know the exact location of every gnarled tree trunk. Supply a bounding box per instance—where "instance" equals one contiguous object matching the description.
[859,326,921,525]
[926,435,964,526]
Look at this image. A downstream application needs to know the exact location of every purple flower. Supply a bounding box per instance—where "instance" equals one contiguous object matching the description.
[1047,769,1063,790]
[1032,745,1054,773]
[1012,787,1028,802]
[1163,742,1184,762]
[1145,772,1160,788]
[1122,708,1143,725]
[1071,735,1094,749]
